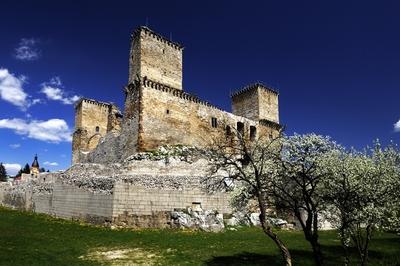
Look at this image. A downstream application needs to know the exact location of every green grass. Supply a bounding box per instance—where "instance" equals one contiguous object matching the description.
[0,207,399,266]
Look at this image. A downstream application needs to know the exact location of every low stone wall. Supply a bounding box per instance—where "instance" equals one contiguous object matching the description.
[112,182,230,227]
[0,157,232,228]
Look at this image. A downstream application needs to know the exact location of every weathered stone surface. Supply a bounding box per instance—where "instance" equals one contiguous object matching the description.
[73,26,281,164]
[232,84,279,123]
[72,99,122,164]
[129,26,183,90]
[0,153,232,229]
[171,208,225,232]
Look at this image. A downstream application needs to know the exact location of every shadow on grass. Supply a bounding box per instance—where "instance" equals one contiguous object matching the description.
[205,252,282,266]
[205,244,393,266]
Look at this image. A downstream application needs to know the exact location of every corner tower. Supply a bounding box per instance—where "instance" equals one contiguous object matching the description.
[72,98,122,164]
[128,26,183,90]
[231,83,279,123]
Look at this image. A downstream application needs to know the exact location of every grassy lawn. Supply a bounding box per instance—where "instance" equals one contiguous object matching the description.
[0,207,399,265]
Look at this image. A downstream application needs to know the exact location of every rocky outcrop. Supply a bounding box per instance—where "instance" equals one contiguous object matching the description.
[170,208,224,232]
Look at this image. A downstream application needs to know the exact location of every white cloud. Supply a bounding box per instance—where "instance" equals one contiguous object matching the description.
[40,77,80,105]
[44,161,58,166]
[9,143,21,149]
[14,38,40,61]
[3,163,21,176]
[395,120,400,132]
[0,118,72,143]
[0,68,30,110]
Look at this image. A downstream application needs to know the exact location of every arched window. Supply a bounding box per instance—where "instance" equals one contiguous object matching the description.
[95,126,99,133]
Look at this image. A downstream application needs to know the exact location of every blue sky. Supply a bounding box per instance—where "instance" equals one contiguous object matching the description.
[1,0,399,175]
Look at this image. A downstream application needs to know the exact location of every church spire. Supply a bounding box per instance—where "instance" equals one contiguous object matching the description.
[31,154,39,168]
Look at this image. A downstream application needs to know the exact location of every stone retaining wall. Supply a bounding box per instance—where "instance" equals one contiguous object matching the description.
[0,160,232,228]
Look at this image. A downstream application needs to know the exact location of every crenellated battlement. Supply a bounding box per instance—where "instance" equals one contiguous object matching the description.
[141,77,224,112]
[74,25,281,164]
[129,26,183,90]
[75,98,112,109]
[259,119,282,131]
[231,82,279,98]
[131,26,184,51]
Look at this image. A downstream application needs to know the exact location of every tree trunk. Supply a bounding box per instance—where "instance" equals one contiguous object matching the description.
[360,225,373,266]
[310,237,323,266]
[257,193,292,266]
[339,230,350,266]
[261,224,292,266]
[295,209,323,266]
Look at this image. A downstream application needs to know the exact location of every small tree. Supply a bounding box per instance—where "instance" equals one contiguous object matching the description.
[269,134,339,266]
[203,125,292,266]
[323,142,400,266]
[0,163,7,182]
[22,163,30,174]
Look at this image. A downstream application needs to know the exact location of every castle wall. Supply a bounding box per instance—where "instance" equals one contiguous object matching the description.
[84,117,139,164]
[138,82,276,151]
[48,182,114,221]
[113,184,230,217]
[0,158,233,228]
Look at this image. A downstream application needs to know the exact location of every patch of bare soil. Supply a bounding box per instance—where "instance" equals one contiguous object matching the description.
[79,247,162,265]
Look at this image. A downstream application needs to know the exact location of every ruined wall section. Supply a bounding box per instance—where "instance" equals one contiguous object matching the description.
[129,26,183,90]
[138,79,277,151]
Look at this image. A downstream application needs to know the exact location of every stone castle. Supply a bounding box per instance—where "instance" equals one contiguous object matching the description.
[0,26,283,230]
[72,26,281,164]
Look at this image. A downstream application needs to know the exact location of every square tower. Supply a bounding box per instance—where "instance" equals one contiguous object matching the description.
[231,83,279,123]
[72,98,122,164]
[128,26,183,90]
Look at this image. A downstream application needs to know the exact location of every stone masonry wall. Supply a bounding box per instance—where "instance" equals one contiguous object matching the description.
[138,81,277,151]
[258,87,279,123]
[0,158,232,228]
[231,89,260,121]
[231,84,279,124]
[129,27,183,90]
[113,183,230,217]
[73,99,123,164]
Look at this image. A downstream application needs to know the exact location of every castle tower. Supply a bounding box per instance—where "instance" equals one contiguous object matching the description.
[128,26,183,90]
[72,98,122,164]
[231,83,279,123]
[30,154,40,176]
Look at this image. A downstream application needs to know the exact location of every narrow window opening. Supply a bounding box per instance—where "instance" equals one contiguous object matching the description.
[237,122,244,137]
[226,125,231,136]
[95,126,100,133]
[250,126,257,141]
[166,109,170,114]
[211,117,218,128]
